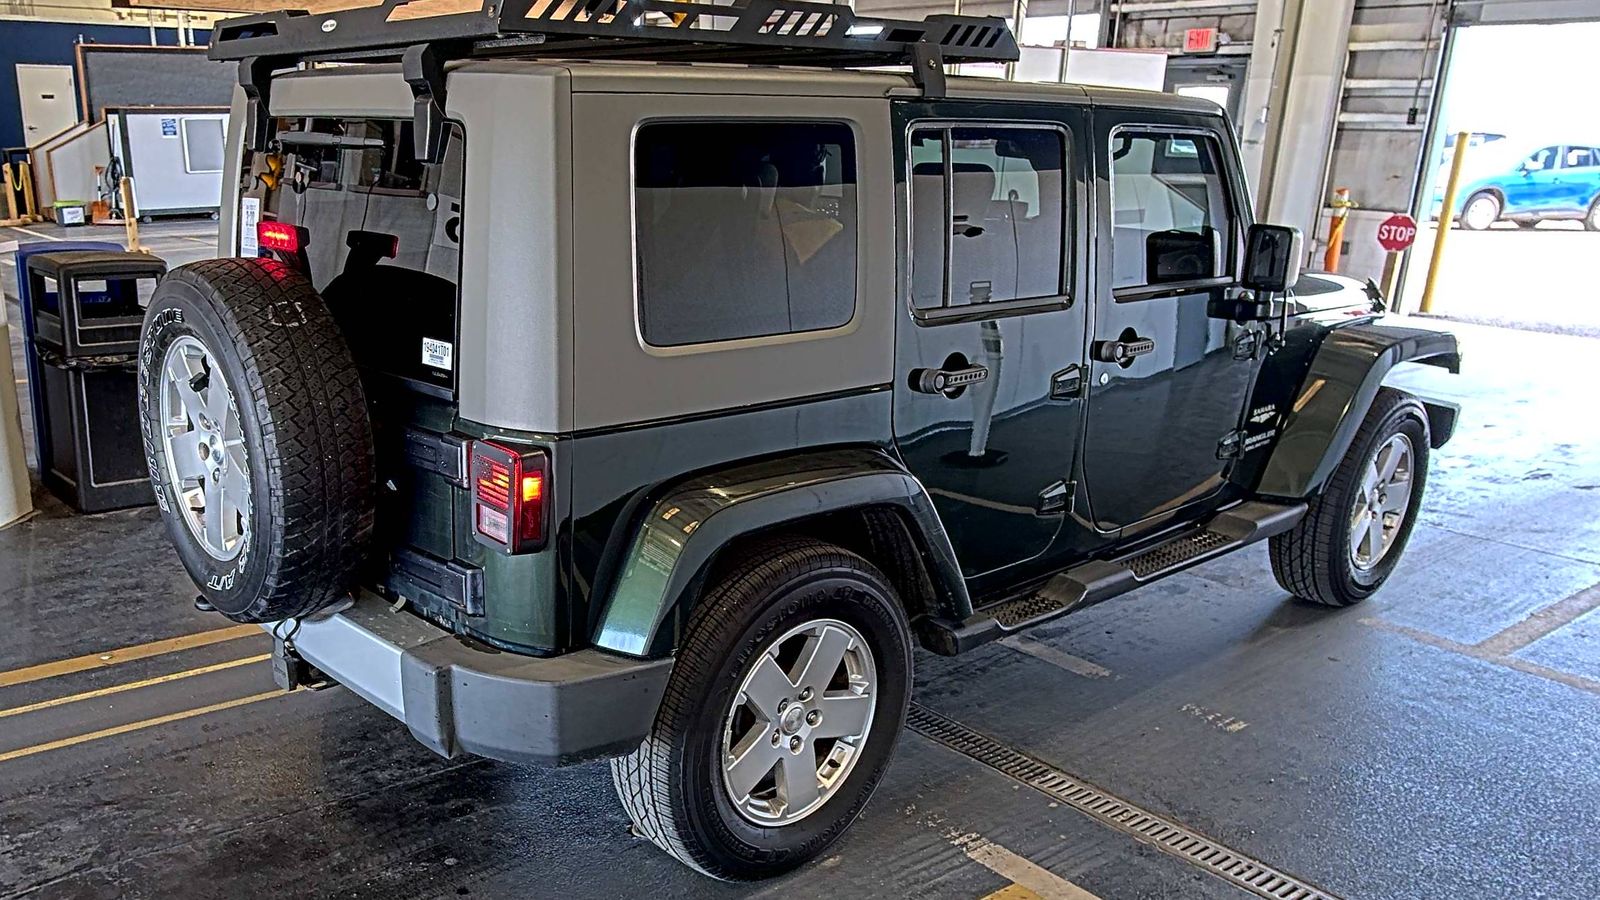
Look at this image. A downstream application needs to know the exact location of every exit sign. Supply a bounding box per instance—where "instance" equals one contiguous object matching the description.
[1184,27,1218,53]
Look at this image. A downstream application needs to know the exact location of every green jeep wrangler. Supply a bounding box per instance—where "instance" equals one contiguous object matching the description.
[136,0,1460,880]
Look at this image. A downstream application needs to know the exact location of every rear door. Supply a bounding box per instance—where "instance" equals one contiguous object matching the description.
[1555,146,1600,212]
[891,100,1091,582]
[1080,109,1261,533]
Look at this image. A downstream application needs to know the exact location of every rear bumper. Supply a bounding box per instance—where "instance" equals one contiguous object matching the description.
[267,594,672,766]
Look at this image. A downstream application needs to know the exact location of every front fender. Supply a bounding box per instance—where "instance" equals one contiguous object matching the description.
[1257,323,1460,500]
[592,447,967,658]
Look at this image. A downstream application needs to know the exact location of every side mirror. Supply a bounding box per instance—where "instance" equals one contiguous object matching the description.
[1241,223,1303,294]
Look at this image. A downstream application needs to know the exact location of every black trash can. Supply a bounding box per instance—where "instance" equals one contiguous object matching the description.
[24,251,167,513]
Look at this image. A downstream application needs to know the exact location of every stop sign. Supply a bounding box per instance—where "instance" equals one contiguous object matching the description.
[1376,214,1418,252]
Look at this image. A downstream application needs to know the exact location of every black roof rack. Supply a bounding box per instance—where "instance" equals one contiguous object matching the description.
[210,0,1018,162]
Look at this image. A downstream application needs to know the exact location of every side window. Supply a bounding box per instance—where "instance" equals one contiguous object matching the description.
[1524,147,1558,171]
[1564,147,1597,169]
[909,125,1068,313]
[634,121,857,348]
[1109,130,1235,293]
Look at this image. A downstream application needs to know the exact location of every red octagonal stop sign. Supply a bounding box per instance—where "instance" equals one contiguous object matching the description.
[1376,214,1418,252]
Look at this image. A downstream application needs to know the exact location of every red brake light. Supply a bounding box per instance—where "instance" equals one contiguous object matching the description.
[471,441,547,553]
[257,221,304,253]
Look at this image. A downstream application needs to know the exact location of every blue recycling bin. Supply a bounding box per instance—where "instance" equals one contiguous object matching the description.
[12,240,122,468]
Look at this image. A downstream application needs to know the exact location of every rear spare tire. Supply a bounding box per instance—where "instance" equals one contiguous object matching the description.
[138,258,375,623]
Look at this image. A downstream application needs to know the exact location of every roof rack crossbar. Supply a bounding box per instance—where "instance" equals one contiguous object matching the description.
[215,0,1017,159]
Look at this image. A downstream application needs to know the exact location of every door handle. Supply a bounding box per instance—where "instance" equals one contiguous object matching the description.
[910,360,989,398]
[1092,332,1156,367]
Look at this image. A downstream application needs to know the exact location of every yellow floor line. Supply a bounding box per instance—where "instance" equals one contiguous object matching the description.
[952,832,1101,900]
[0,624,262,689]
[982,885,1047,900]
[0,654,271,720]
[0,689,289,763]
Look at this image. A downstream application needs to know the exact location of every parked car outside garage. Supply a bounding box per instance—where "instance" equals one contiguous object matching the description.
[1434,143,1600,230]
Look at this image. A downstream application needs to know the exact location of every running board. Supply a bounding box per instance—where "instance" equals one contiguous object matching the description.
[923,501,1306,655]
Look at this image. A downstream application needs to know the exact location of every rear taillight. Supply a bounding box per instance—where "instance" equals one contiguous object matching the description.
[471,441,547,554]
[257,221,305,253]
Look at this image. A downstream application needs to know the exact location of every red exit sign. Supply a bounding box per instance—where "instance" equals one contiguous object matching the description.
[1184,27,1218,53]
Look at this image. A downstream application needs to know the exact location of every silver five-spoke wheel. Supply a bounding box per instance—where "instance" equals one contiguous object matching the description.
[721,618,877,826]
[159,335,250,560]
[1349,432,1413,572]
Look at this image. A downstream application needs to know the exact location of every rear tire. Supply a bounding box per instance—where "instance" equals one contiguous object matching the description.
[1585,199,1600,232]
[1459,192,1500,231]
[611,539,912,880]
[1269,389,1430,607]
[138,258,375,623]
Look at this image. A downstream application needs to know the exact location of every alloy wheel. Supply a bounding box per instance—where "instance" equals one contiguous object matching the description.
[158,335,251,561]
[720,618,878,826]
[1348,433,1414,572]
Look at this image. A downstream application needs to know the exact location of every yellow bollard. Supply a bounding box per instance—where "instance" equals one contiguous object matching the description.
[18,161,39,222]
[1420,131,1471,315]
[0,163,23,226]
[120,176,145,252]
[1323,187,1355,273]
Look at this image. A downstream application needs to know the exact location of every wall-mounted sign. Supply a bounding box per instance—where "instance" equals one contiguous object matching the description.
[1184,27,1219,54]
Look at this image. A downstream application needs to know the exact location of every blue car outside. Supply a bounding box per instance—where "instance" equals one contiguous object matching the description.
[1433,143,1600,231]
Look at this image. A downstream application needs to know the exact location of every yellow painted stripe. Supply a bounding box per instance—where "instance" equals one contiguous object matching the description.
[983,885,1047,900]
[953,833,1101,900]
[0,625,261,689]
[0,689,289,763]
[0,654,271,720]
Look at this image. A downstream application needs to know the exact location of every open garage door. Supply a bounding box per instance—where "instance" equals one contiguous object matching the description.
[1399,13,1600,335]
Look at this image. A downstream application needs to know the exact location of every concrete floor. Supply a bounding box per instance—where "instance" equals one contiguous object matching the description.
[2,220,1598,900]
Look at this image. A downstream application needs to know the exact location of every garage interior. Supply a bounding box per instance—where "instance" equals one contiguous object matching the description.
[2,0,1597,897]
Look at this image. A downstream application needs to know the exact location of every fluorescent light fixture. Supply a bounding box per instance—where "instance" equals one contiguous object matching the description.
[846,23,884,37]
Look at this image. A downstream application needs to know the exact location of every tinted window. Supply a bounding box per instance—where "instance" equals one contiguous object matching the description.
[1524,147,1558,171]
[909,126,1067,312]
[1110,131,1234,291]
[634,121,857,347]
[1564,147,1597,168]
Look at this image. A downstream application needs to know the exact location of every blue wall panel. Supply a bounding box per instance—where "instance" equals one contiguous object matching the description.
[0,23,210,152]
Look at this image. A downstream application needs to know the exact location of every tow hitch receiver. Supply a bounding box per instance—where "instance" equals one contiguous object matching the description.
[272,632,336,692]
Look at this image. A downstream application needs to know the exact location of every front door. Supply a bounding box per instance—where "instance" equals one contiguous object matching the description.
[892,101,1090,581]
[15,64,78,145]
[1081,112,1261,532]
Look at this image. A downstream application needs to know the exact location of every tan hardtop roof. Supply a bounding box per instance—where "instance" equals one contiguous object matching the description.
[277,58,1224,117]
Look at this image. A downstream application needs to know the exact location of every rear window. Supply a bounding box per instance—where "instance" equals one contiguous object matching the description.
[240,117,463,393]
[633,120,858,347]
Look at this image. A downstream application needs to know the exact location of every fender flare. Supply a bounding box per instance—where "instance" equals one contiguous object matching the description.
[591,447,969,658]
[1257,323,1460,500]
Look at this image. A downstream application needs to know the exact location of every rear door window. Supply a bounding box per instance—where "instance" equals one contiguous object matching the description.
[909,125,1068,314]
[240,117,463,393]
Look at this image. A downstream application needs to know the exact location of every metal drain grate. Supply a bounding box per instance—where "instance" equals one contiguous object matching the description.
[1124,529,1232,578]
[907,704,1340,900]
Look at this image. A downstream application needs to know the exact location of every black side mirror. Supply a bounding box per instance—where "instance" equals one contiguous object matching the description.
[1241,223,1304,294]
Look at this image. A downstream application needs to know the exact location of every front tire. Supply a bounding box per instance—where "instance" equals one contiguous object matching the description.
[1269,389,1430,607]
[611,539,912,880]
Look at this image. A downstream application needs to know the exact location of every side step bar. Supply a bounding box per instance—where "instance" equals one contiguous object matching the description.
[923,501,1306,655]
